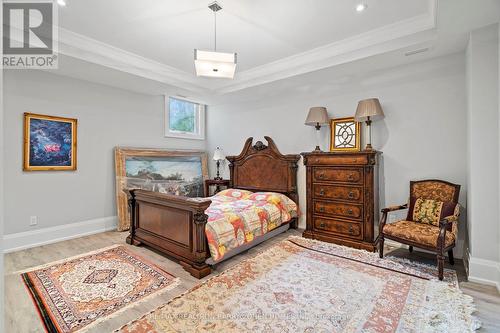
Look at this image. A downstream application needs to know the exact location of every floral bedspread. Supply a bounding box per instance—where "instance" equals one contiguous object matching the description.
[205,189,297,261]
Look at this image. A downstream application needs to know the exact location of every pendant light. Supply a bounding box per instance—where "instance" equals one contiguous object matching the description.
[194,2,237,79]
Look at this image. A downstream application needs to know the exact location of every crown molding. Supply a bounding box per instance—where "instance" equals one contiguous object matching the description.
[52,0,437,95]
[56,27,208,94]
[216,4,438,94]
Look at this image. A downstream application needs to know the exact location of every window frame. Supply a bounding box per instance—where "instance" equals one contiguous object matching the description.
[164,96,206,140]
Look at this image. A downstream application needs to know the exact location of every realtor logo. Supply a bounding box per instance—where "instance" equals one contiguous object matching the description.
[3,0,58,68]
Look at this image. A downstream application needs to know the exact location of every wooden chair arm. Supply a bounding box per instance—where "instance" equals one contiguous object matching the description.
[381,204,408,214]
[439,216,456,228]
[437,216,457,249]
[379,204,408,236]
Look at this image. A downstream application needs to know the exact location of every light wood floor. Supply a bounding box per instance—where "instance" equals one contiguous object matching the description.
[5,230,500,332]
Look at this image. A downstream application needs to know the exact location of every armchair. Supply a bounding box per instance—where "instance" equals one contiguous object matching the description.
[379,179,461,280]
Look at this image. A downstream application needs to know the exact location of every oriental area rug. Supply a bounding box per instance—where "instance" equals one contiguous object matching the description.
[21,245,179,333]
[118,236,480,333]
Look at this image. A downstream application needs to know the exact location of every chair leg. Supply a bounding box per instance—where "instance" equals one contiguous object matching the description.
[408,246,413,253]
[437,253,445,281]
[448,250,455,265]
[379,236,385,258]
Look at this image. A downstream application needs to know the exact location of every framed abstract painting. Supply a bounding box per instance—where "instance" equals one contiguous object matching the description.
[23,113,77,171]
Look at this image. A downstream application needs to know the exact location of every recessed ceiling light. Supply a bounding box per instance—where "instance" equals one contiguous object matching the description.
[57,0,66,6]
[356,3,367,12]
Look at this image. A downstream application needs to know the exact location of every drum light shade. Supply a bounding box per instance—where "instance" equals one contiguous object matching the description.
[194,50,237,79]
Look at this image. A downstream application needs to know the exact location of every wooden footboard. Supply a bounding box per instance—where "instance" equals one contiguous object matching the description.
[126,189,213,278]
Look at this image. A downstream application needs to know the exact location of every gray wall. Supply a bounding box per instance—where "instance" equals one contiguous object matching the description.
[207,53,468,257]
[466,23,500,286]
[3,70,205,235]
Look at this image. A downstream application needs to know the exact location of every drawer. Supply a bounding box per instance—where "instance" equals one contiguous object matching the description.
[313,167,363,184]
[314,200,363,220]
[307,154,368,166]
[313,184,363,202]
[313,217,363,240]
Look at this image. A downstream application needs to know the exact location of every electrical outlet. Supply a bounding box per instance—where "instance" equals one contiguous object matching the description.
[30,216,38,226]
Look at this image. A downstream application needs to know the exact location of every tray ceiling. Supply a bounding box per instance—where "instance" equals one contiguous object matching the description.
[55,0,438,94]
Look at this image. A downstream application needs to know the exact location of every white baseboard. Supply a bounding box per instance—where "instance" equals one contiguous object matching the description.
[2,216,118,253]
[468,256,500,292]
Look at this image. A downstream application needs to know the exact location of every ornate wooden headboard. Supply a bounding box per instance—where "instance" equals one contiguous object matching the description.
[226,136,300,203]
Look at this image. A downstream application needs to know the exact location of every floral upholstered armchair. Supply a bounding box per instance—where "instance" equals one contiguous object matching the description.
[379,179,461,280]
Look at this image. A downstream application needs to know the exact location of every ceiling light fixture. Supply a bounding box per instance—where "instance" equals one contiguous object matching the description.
[356,3,367,12]
[194,2,237,79]
[57,0,66,6]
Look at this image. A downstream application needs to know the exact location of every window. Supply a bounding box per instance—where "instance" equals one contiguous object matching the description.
[165,96,205,140]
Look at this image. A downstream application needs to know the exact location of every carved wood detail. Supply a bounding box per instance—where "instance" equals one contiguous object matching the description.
[302,151,380,251]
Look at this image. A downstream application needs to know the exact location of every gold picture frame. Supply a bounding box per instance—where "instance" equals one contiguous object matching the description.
[330,117,361,152]
[23,113,78,171]
[114,147,209,231]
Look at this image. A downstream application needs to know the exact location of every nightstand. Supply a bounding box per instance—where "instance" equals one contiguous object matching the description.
[204,179,230,196]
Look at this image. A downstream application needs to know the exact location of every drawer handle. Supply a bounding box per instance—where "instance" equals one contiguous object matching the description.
[347,174,354,181]
[319,189,325,196]
[319,206,325,212]
[346,209,353,215]
[348,191,355,199]
[320,222,326,228]
[315,158,320,163]
[318,173,325,179]
[349,225,354,234]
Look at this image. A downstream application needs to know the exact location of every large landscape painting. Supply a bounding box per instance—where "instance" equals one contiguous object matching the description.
[114,148,208,231]
[23,113,77,171]
[125,156,204,197]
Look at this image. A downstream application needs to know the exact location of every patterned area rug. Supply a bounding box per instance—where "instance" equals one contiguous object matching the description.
[118,236,480,333]
[21,245,179,333]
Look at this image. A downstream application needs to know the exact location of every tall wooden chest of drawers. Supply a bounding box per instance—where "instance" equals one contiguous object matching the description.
[301,151,380,251]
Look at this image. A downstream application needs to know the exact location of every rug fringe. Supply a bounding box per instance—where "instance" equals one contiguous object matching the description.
[80,277,181,333]
[13,244,123,274]
[416,280,482,332]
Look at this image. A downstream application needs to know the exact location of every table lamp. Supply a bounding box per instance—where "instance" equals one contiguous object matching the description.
[213,147,225,180]
[354,98,384,151]
[305,107,329,151]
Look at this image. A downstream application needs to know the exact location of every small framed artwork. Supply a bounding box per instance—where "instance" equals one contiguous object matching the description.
[330,117,361,152]
[23,113,77,171]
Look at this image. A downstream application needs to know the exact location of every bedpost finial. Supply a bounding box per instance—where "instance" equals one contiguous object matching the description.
[253,140,267,151]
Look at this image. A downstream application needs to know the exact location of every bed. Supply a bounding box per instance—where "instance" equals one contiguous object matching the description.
[126,137,300,278]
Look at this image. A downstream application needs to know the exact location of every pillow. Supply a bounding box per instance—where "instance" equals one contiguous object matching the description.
[214,189,252,199]
[406,197,458,226]
[248,192,287,203]
[248,192,297,211]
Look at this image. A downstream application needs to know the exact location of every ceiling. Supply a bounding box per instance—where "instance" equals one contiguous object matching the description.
[50,0,499,96]
[58,0,428,72]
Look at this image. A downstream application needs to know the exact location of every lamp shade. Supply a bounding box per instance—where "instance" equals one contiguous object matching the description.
[195,49,237,79]
[305,107,329,126]
[213,147,225,161]
[354,98,384,121]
